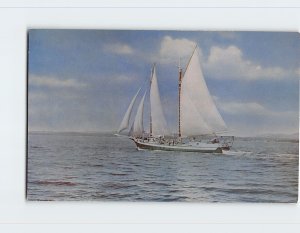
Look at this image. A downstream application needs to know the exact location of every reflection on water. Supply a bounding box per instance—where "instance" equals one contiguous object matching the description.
[27,132,298,202]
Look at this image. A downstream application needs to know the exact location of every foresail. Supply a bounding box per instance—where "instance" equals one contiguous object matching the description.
[131,91,147,137]
[150,66,169,136]
[181,87,214,137]
[117,88,141,133]
[181,47,227,136]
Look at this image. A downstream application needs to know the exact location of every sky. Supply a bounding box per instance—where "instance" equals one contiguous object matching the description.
[28,30,299,136]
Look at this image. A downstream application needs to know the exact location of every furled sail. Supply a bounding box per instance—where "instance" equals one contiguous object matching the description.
[150,65,169,136]
[180,46,227,136]
[131,91,147,137]
[117,88,141,133]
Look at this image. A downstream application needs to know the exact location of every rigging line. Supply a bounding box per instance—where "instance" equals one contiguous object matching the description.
[182,43,198,78]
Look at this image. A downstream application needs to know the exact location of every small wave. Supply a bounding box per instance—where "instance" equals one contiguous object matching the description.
[168,189,181,193]
[31,180,78,186]
[90,193,111,199]
[202,186,295,197]
[161,196,186,202]
[90,164,103,167]
[102,182,137,189]
[144,181,172,187]
[264,153,299,158]
[143,196,186,202]
[107,172,128,176]
[63,176,77,179]
[62,166,74,169]
[30,146,44,149]
[280,153,299,156]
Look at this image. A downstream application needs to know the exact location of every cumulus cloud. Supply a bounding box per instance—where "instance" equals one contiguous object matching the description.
[156,36,298,81]
[105,43,134,55]
[217,99,297,119]
[112,74,137,83]
[214,98,298,136]
[204,45,297,81]
[158,36,200,64]
[30,75,88,88]
[219,101,269,115]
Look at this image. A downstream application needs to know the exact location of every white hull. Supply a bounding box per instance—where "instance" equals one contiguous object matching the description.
[132,138,222,153]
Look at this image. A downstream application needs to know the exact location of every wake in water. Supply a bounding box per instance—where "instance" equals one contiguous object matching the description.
[222,150,253,156]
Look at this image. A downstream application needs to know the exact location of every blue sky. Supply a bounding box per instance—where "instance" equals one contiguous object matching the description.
[28,30,299,136]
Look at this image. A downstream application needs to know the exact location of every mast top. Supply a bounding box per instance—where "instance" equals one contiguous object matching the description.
[152,62,156,71]
[178,57,182,72]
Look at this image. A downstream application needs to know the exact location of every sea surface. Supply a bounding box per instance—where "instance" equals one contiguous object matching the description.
[27,132,298,202]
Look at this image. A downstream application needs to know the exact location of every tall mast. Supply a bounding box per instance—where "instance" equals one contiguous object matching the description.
[149,64,155,137]
[178,58,182,138]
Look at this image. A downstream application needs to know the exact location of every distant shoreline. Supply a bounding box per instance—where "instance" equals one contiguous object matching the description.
[28,130,299,140]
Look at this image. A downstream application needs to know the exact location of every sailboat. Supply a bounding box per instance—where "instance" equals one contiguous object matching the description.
[116,45,234,153]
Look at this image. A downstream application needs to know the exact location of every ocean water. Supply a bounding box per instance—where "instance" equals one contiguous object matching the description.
[27,132,298,202]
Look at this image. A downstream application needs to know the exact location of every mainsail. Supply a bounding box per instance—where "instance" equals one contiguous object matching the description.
[180,46,227,137]
[150,65,169,136]
[131,91,147,137]
[117,88,141,133]
[181,90,213,136]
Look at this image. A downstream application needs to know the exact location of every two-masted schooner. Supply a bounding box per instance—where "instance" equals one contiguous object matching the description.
[116,45,234,153]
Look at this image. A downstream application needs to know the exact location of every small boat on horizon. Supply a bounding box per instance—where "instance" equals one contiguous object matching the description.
[116,45,234,153]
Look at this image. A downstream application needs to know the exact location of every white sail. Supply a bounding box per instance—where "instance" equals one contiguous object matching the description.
[181,89,214,136]
[181,46,227,136]
[117,88,141,133]
[150,66,169,136]
[131,91,147,137]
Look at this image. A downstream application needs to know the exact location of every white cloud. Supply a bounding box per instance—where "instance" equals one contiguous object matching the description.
[30,75,88,88]
[217,99,296,119]
[156,36,298,81]
[219,101,268,115]
[204,45,296,81]
[158,36,200,64]
[106,43,134,55]
[213,98,298,136]
[112,74,137,83]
